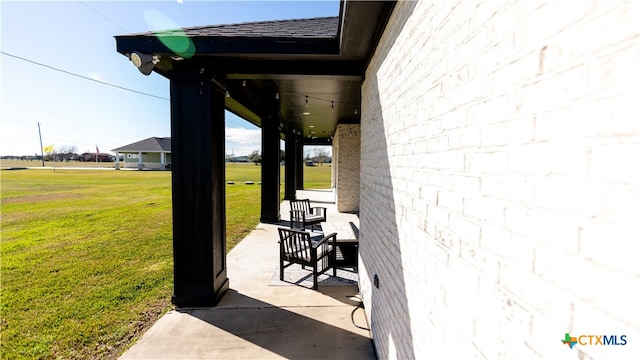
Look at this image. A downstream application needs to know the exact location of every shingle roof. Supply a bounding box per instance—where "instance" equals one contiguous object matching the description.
[133,16,339,39]
[112,137,171,152]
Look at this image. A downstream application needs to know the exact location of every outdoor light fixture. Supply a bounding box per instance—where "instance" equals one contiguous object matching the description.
[127,52,160,75]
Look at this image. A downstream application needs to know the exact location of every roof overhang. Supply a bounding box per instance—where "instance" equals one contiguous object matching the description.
[115,0,396,144]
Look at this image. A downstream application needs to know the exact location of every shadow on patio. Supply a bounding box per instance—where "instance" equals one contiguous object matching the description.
[119,190,373,359]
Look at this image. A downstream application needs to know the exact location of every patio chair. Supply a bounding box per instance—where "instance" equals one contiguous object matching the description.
[278,227,337,290]
[289,199,326,231]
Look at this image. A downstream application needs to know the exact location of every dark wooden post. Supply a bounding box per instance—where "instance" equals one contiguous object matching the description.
[296,137,304,190]
[169,72,228,307]
[284,131,297,200]
[260,116,281,223]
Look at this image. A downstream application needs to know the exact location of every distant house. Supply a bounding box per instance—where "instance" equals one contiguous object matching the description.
[112,137,171,170]
[80,152,114,162]
[226,156,250,163]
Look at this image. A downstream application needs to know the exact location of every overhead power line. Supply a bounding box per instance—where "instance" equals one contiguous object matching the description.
[78,1,131,34]
[0,51,169,101]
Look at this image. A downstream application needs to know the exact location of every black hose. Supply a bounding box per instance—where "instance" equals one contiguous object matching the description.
[350,296,370,331]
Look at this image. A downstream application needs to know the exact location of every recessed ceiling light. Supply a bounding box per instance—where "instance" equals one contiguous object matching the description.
[303,112,311,115]
[309,125,315,127]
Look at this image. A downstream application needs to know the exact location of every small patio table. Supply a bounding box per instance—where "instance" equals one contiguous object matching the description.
[320,221,359,268]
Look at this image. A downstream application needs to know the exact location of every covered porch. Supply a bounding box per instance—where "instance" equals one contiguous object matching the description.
[115,0,393,308]
[119,190,372,359]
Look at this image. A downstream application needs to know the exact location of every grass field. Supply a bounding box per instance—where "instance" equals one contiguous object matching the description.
[1,159,118,169]
[0,162,330,359]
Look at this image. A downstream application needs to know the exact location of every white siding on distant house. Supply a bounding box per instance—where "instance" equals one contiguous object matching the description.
[121,152,168,170]
[142,153,160,163]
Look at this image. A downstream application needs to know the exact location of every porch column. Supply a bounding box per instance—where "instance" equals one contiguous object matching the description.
[169,72,228,307]
[333,124,361,213]
[295,138,304,190]
[160,152,166,170]
[260,116,281,223]
[284,132,297,200]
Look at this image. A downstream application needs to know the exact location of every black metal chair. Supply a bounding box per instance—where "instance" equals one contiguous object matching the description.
[278,227,337,290]
[289,199,326,231]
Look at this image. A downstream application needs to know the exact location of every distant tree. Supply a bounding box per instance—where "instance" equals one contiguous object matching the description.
[57,145,76,153]
[56,145,78,161]
[280,149,285,162]
[248,150,262,165]
[312,148,330,166]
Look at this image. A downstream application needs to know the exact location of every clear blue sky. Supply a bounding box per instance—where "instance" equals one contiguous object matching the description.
[0,0,338,157]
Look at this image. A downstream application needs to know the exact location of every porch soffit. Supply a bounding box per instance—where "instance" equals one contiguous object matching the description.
[114,1,396,144]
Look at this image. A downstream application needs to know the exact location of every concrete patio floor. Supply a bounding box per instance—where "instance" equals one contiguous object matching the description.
[119,190,374,359]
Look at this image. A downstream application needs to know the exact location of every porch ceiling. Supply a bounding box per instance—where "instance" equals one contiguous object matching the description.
[115,0,395,144]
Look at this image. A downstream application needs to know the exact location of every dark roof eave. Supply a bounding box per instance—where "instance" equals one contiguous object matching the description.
[115,36,340,57]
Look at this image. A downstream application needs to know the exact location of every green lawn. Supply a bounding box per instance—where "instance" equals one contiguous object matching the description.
[0,163,331,359]
[1,159,117,168]
[301,163,333,190]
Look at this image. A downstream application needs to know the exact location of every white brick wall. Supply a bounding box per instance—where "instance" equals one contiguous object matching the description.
[333,124,361,212]
[360,1,640,359]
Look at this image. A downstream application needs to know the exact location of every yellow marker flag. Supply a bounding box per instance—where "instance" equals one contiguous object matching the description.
[43,144,54,153]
